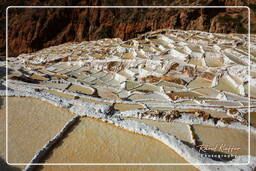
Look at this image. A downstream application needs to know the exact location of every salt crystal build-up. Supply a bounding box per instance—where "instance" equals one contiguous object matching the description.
[1,29,256,170]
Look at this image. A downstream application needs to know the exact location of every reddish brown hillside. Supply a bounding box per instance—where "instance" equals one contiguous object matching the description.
[0,0,254,57]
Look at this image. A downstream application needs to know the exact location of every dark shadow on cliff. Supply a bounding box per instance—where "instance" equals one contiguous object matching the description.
[3,1,250,57]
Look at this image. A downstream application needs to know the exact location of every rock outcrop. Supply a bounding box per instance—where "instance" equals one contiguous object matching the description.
[0,0,255,57]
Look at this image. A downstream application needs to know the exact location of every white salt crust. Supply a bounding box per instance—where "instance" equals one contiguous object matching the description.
[1,88,255,170]
[2,29,256,170]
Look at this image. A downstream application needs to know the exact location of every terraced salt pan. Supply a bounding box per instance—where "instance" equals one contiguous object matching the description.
[251,112,256,128]
[67,84,95,95]
[244,83,256,98]
[30,73,49,81]
[114,103,145,111]
[79,97,113,105]
[40,82,69,90]
[193,124,256,156]
[131,118,192,144]
[131,83,161,92]
[215,73,243,95]
[7,97,74,163]
[199,109,229,119]
[128,93,168,102]
[41,117,197,165]
[3,29,256,169]
[0,98,25,171]
[167,91,203,101]
[96,87,121,100]
[42,89,76,99]
[175,100,200,105]
[156,81,185,90]
[188,77,212,88]
[205,52,224,67]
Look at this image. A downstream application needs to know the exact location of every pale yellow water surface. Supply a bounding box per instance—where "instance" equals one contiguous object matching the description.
[193,124,256,156]
[7,97,74,164]
[131,118,192,143]
[42,117,196,165]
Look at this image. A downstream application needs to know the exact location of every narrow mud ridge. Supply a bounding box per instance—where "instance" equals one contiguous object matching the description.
[24,116,80,171]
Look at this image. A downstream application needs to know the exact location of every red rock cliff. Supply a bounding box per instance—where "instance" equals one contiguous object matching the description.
[0,0,254,57]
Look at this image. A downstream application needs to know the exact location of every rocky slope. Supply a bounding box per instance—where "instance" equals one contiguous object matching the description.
[0,0,255,57]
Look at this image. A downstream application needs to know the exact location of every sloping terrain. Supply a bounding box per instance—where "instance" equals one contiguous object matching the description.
[0,29,256,170]
[1,29,256,170]
[1,0,254,57]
